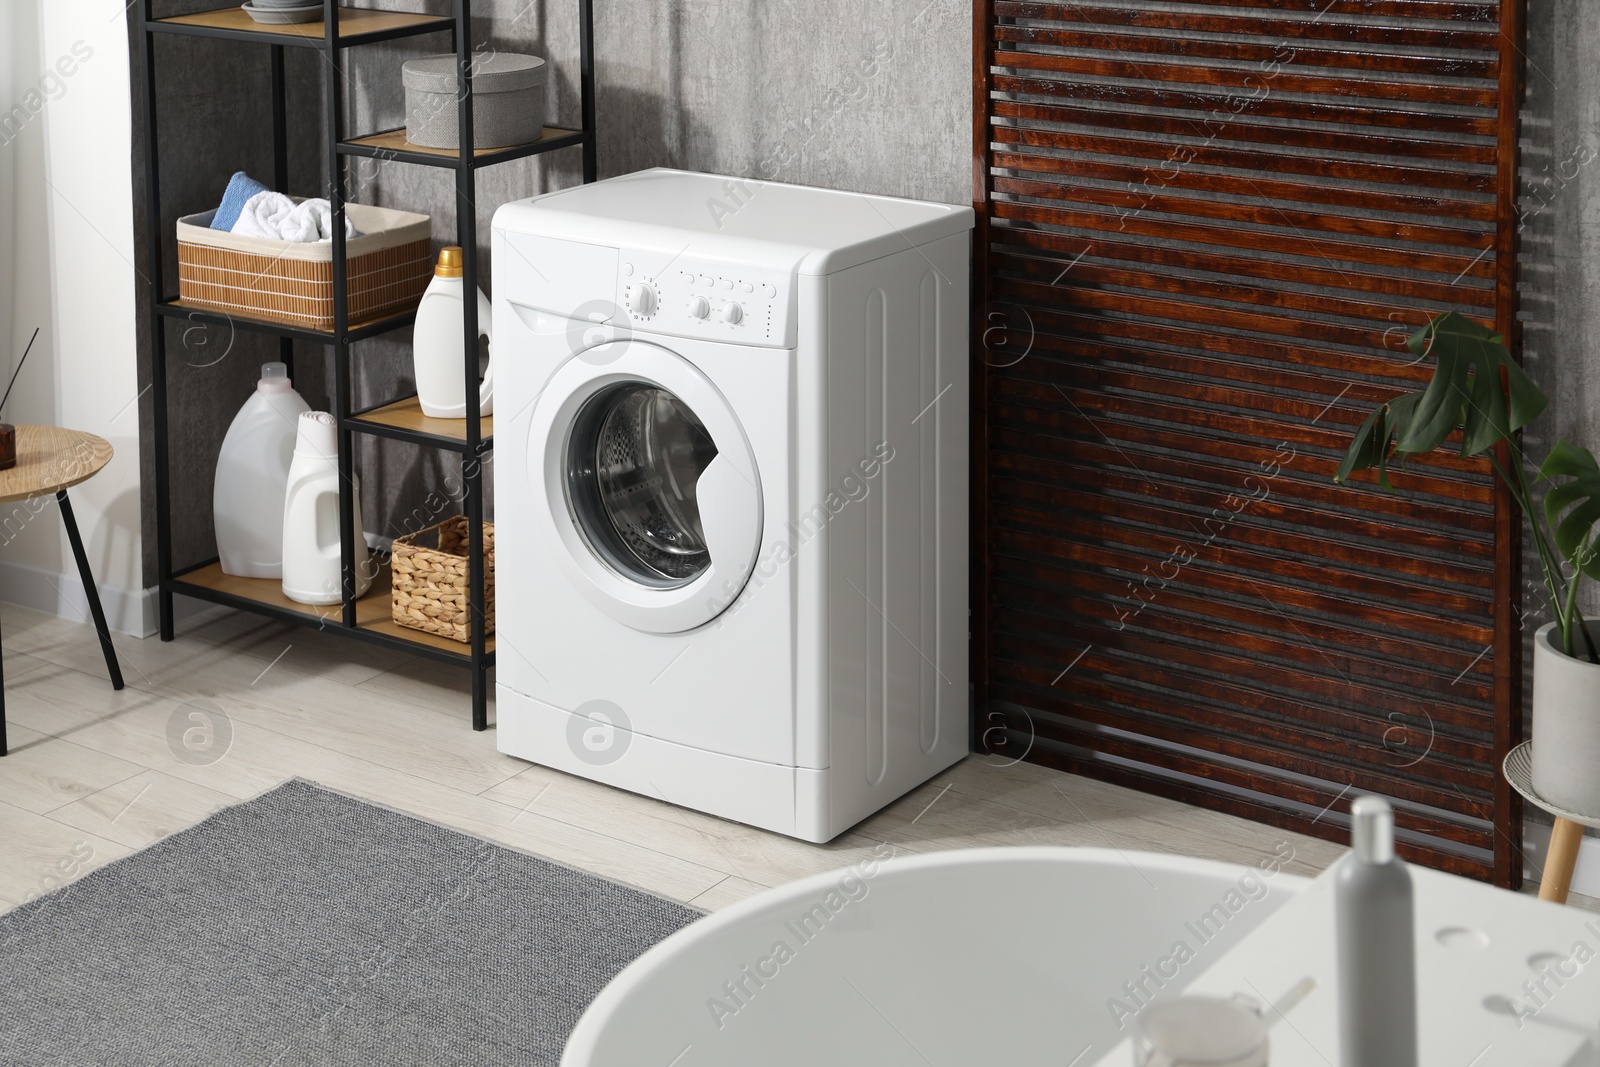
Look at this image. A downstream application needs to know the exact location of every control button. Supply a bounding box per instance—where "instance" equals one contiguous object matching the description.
[698,275,714,287]
[621,262,634,277]
[687,295,710,319]
[680,271,694,284]
[625,282,657,317]
[720,278,734,290]
[739,281,754,293]
[761,283,777,298]
[720,302,744,325]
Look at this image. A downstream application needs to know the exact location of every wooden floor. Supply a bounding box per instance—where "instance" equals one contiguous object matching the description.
[1,602,1588,916]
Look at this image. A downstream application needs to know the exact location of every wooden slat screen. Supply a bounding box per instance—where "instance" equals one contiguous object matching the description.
[972,0,1525,884]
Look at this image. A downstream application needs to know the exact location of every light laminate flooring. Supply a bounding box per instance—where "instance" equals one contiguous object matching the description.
[2,602,1589,917]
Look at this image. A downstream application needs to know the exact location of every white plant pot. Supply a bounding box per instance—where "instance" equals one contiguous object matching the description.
[1532,620,1600,816]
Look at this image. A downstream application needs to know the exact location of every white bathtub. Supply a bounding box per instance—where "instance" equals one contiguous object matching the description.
[562,846,1307,1066]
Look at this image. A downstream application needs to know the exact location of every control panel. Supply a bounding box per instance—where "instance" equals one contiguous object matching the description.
[611,252,794,348]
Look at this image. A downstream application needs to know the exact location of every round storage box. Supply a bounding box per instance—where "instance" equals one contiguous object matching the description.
[403,52,546,150]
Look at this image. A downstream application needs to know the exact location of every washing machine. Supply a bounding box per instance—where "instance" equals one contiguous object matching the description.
[491,168,972,842]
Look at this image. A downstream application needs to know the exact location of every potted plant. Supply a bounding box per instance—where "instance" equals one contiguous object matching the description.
[1335,312,1600,816]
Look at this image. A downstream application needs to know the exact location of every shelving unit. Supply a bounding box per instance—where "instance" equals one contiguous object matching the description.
[137,1,596,730]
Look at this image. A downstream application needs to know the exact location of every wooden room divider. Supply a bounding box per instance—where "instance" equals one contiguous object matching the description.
[971,0,1526,885]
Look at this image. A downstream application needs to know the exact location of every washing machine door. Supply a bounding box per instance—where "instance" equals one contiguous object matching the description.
[529,338,763,634]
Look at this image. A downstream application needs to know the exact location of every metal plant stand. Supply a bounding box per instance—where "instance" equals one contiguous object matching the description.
[136,1,596,730]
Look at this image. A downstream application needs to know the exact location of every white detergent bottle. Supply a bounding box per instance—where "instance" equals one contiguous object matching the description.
[281,411,372,606]
[214,361,310,579]
[412,246,493,419]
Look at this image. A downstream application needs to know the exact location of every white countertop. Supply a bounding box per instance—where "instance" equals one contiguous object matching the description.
[1094,861,1600,1066]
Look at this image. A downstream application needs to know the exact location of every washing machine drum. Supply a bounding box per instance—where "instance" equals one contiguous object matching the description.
[532,341,764,634]
[568,383,718,587]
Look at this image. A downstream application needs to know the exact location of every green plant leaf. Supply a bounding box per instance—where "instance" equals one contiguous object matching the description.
[1334,407,1385,485]
[1463,353,1512,455]
[1395,338,1464,454]
[1336,312,1546,491]
[1334,392,1420,490]
[1541,440,1600,580]
[1392,313,1542,457]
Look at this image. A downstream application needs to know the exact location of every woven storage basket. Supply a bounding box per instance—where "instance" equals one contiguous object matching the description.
[391,517,495,643]
[176,202,432,330]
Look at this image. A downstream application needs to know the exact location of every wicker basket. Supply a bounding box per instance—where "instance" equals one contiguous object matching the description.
[391,517,495,643]
[176,202,432,330]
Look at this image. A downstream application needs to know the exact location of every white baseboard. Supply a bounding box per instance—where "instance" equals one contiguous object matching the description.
[1,535,389,639]
[0,558,350,639]
[1524,817,1600,899]
[0,557,155,636]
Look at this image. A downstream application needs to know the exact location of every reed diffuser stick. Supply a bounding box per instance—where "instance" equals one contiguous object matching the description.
[0,326,36,470]
[0,327,40,418]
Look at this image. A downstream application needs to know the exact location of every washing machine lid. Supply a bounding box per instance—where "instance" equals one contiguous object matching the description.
[529,337,763,634]
[492,168,974,276]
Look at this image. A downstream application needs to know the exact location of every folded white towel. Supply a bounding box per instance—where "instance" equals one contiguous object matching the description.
[230,191,359,242]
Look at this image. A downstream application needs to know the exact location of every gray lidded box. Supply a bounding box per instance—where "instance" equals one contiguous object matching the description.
[403,52,546,150]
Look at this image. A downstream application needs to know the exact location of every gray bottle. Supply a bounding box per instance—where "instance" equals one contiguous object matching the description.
[1335,796,1418,1067]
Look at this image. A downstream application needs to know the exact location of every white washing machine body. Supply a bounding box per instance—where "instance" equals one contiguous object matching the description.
[491,169,972,842]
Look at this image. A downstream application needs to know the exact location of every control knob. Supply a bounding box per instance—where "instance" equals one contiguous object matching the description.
[687,295,710,319]
[720,302,744,325]
[625,282,657,317]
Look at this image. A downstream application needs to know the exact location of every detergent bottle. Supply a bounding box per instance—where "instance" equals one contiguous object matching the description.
[1335,795,1417,1067]
[281,411,372,605]
[412,246,493,418]
[214,361,310,578]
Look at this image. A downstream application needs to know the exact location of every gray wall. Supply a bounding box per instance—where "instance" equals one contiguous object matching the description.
[1517,0,1598,855]
[131,0,969,580]
[1520,0,1600,474]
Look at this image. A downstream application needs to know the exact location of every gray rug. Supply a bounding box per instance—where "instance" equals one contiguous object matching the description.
[0,778,703,1066]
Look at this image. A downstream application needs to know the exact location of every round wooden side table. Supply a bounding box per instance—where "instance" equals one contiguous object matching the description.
[0,426,125,756]
[1504,741,1600,904]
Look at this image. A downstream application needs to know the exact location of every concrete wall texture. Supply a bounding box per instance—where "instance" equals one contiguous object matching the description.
[1517,1,1600,867]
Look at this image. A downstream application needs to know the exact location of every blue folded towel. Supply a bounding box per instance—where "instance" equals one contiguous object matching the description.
[211,171,269,231]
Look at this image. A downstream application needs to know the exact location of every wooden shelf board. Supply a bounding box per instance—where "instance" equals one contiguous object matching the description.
[344,126,579,160]
[362,613,496,656]
[174,561,492,656]
[355,396,492,443]
[153,8,450,43]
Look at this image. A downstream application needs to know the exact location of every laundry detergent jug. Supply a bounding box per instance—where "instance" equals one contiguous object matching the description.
[412,246,493,419]
[214,361,310,578]
[281,411,372,606]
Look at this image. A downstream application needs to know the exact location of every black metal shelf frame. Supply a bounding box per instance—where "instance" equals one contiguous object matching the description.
[138,0,598,729]
[153,299,419,344]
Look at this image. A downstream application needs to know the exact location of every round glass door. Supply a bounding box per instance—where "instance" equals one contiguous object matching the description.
[566,383,720,588]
